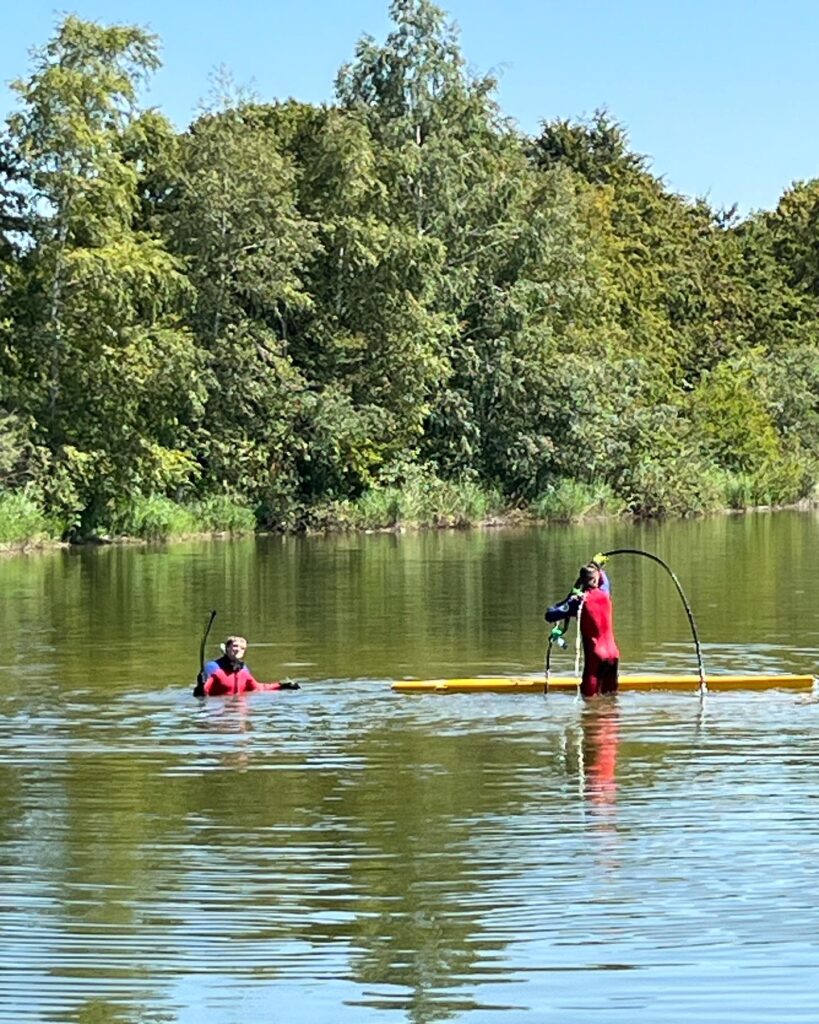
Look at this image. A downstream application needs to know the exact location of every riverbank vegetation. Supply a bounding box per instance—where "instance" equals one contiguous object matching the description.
[1,1,817,543]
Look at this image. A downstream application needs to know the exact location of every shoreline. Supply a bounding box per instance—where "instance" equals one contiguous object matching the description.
[1,498,817,557]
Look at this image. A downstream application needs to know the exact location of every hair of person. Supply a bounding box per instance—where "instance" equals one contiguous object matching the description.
[577,563,599,589]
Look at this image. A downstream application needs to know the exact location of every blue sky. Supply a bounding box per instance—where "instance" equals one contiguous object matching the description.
[2,0,818,215]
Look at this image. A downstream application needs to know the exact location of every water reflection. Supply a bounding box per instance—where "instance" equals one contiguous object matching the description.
[580,701,619,809]
[578,702,621,882]
[194,695,256,772]
[1,516,819,1023]
[4,682,819,1023]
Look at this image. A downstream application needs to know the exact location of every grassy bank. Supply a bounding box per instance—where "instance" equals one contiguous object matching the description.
[0,493,62,547]
[0,463,816,551]
[0,492,257,548]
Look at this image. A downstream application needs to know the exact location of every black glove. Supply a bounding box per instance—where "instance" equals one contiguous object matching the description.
[279,680,301,690]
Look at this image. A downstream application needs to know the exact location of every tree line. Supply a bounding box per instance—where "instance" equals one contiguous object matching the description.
[1,0,817,540]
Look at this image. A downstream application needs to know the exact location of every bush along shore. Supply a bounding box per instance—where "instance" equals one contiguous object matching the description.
[1,3,817,542]
[1,467,816,550]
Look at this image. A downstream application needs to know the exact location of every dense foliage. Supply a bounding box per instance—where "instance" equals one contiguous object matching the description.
[1,2,816,539]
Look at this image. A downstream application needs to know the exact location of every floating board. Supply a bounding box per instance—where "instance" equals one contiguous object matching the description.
[392,674,816,694]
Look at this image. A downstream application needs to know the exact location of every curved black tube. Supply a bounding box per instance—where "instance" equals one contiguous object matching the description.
[194,610,217,697]
[603,548,706,694]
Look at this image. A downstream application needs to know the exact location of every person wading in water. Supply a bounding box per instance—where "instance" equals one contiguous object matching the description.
[193,635,299,697]
[545,556,620,698]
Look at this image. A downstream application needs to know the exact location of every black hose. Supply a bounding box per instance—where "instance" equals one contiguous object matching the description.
[194,610,217,697]
[603,548,706,694]
[544,635,560,696]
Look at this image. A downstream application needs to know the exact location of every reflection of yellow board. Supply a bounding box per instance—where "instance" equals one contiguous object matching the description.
[391,674,816,694]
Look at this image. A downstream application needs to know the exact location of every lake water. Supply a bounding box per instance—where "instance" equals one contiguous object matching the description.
[1,511,818,1023]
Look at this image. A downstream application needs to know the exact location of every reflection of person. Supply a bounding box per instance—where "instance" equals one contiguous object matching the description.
[581,702,619,806]
[579,704,620,874]
[545,556,620,698]
[193,635,298,697]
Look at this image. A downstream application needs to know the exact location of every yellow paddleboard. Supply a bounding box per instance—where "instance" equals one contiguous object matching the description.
[391,674,816,694]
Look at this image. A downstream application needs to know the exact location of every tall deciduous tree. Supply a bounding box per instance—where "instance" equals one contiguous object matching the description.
[261,99,453,486]
[169,85,318,347]
[6,16,201,530]
[335,0,607,495]
[159,88,323,513]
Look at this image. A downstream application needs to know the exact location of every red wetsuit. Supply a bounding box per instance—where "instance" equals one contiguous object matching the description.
[201,656,282,696]
[580,588,620,698]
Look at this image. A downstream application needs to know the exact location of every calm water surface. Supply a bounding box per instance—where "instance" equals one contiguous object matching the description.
[1,513,818,1023]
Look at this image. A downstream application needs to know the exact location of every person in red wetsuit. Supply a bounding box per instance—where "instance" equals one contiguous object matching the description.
[193,635,296,697]
[545,557,620,698]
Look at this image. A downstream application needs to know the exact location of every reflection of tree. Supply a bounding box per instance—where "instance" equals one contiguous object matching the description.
[334,726,504,1024]
[4,675,596,1024]
[186,714,545,1024]
[71,998,138,1024]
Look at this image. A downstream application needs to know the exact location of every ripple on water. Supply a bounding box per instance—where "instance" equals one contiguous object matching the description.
[2,685,819,1022]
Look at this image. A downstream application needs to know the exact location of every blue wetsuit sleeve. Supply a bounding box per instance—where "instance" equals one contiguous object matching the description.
[545,594,581,622]
[599,570,611,595]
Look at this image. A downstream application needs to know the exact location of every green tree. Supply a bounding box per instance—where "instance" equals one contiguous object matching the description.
[158,87,322,516]
[5,15,201,531]
[259,99,453,487]
[168,84,318,347]
[335,0,612,496]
